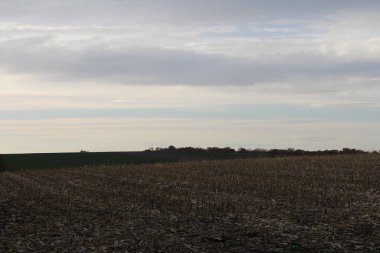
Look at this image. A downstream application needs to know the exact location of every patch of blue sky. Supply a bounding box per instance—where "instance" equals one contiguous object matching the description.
[202,23,323,39]
[0,104,379,122]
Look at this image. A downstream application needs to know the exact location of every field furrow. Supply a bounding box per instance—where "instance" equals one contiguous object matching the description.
[1,155,379,252]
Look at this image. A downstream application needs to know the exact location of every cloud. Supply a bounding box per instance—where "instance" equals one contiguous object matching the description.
[0,1,379,93]
[1,1,379,92]
[0,34,379,90]
[0,0,379,26]
[1,1,380,154]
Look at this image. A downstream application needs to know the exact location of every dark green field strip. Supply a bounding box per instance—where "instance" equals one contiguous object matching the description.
[0,152,173,172]
[1,151,371,172]
[0,151,262,172]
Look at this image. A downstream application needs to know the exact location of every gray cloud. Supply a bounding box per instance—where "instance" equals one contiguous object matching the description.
[0,1,379,94]
[0,36,379,88]
[0,0,379,26]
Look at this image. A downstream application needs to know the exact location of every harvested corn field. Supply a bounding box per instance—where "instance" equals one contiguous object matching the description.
[1,155,380,252]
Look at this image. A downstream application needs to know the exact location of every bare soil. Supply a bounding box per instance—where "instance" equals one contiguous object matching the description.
[1,155,379,252]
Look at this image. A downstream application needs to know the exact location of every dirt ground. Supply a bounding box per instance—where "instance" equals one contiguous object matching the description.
[1,155,379,252]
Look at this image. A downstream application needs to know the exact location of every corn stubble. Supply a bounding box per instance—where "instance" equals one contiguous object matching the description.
[0,155,379,252]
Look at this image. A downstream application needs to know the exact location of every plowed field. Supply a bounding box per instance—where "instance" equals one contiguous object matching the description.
[1,155,379,252]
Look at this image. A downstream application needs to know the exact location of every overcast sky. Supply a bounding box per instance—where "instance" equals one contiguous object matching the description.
[1,0,379,153]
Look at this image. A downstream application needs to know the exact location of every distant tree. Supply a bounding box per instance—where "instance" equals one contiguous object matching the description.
[341,148,363,154]
[269,149,283,156]
[222,147,235,153]
[144,147,154,152]
[143,145,371,157]
[253,148,267,153]
[206,147,219,153]
[294,149,305,156]
[238,147,247,153]
[177,147,202,154]
[167,145,176,152]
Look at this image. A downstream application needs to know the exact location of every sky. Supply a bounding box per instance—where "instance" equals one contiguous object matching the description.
[1,0,380,153]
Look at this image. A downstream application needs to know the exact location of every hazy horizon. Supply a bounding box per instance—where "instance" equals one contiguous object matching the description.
[1,0,379,153]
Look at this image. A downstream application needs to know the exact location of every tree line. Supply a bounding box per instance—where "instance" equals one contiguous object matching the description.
[145,146,374,157]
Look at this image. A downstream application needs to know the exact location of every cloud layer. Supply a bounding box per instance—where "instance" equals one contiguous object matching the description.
[1,0,379,25]
[0,1,379,90]
[0,1,379,152]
